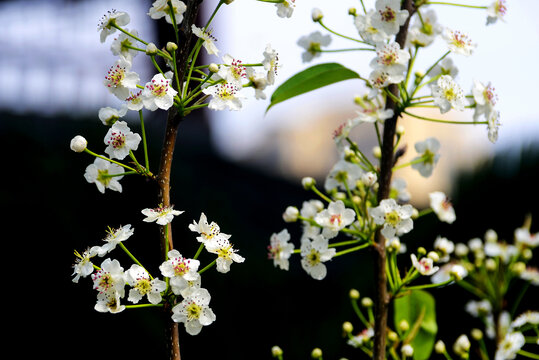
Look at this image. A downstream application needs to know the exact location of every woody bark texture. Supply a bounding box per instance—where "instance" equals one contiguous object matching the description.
[156,1,203,359]
[373,1,416,360]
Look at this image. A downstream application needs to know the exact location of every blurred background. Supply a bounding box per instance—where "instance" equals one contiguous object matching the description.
[1,0,538,359]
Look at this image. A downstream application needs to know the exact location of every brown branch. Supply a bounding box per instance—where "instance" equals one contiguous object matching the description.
[156,1,203,359]
[372,1,416,360]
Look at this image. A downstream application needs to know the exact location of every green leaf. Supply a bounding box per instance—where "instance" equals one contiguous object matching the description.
[394,290,438,360]
[266,62,361,112]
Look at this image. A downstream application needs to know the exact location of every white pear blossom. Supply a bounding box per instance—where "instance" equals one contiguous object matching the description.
[275,0,295,18]
[442,28,476,56]
[514,227,539,248]
[172,288,216,335]
[72,248,97,283]
[297,31,331,63]
[98,105,128,126]
[430,57,459,79]
[370,199,414,238]
[202,82,243,111]
[390,178,411,203]
[104,120,142,160]
[245,67,268,100]
[268,229,295,270]
[282,206,299,222]
[407,9,442,47]
[111,29,140,62]
[355,10,389,45]
[142,73,178,111]
[98,9,130,43]
[262,44,279,85]
[411,137,441,178]
[465,299,492,317]
[431,75,466,113]
[369,42,409,86]
[411,254,439,275]
[159,249,200,295]
[325,159,364,192]
[510,311,539,329]
[369,68,401,89]
[94,290,126,314]
[300,235,336,280]
[371,0,409,36]
[433,236,455,262]
[300,200,324,241]
[487,0,507,25]
[487,109,501,143]
[429,191,456,224]
[353,107,394,125]
[472,79,498,122]
[95,224,134,256]
[189,213,229,244]
[314,200,356,238]
[91,258,126,297]
[217,54,247,87]
[205,237,245,273]
[453,334,471,357]
[495,332,525,360]
[103,56,140,100]
[192,25,219,55]
[84,158,124,194]
[126,264,166,304]
[520,267,539,285]
[125,90,144,111]
[148,0,187,25]
[142,205,184,225]
[348,328,374,347]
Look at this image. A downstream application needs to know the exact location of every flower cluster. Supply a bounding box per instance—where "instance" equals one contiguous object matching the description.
[73,208,244,335]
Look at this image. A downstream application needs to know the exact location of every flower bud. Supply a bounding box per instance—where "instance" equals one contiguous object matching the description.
[311,348,323,359]
[450,264,467,281]
[372,146,382,159]
[455,243,469,257]
[453,334,471,357]
[411,207,419,219]
[311,8,323,22]
[223,0,234,4]
[401,344,414,357]
[335,192,346,201]
[434,340,446,354]
[349,289,360,300]
[302,176,316,190]
[361,297,373,308]
[282,206,299,222]
[387,331,399,342]
[361,172,377,187]
[70,135,87,152]
[471,328,483,341]
[166,42,178,51]
[485,258,497,271]
[398,319,410,332]
[271,346,283,357]
[417,247,427,256]
[484,229,497,243]
[145,42,158,55]
[396,125,405,136]
[427,251,440,262]
[348,7,357,16]
[511,261,526,275]
[209,63,219,73]
[342,321,353,334]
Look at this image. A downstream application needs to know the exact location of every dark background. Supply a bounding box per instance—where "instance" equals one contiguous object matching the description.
[2,108,537,359]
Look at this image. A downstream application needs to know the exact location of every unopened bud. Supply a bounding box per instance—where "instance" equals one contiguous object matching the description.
[223,0,235,4]
[511,261,526,275]
[342,321,353,334]
[282,206,299,222]
[348,7,357,16]
[484,229,497,243]
[271,346,283,357]
[349,289,360,300]
[302,176,316,190]
[70,135,87,153]
[388,331,399,342]
[396,125,405,136]
[471,328,483,341]
[411,207,419,219]
[361,171,377,187]
[361,297,373,308]
[373,146,382,159]
[398,319,410,332]
[145,42,158,55]
[485,258,497,271]
[311,348,323,359]
[401,344,414,357]
[435,340,446,354]
[209,63,219,73]
[417,247,427,256]
[427,251,440,262]
[166,42,178,51]
[311,8,323,22]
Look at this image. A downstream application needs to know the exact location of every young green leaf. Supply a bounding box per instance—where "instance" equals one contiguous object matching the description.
[266,62,361,112]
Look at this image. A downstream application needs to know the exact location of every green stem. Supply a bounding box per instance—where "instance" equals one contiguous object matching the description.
[351,298,371,328]
[83,148,137,172]
[311,185,333,203]
[392,154,429,171]
[426,2,487,9]
[518,350,539,360]
[138,110,150,171]
[319,48,375,53]
[118,242,152,279]
[328,239,362,248]
[167,0,180,44]
[404,278,453,291]
[198,259,217,274]
[334,243,371,257]
[112,24,148,45]
[151,55,164,75]
[193,243,205,260]
[125,303,164,309]
[403,110,487,125]
[318,20,369,44]
[404,46,418,91]
[204,1,225,32]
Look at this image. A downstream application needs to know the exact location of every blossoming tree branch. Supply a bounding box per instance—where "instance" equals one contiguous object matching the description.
[70,0,284,359]
[265,1,538,360]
